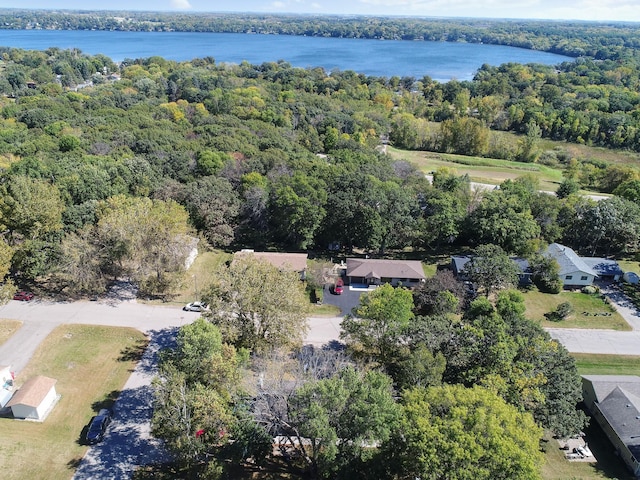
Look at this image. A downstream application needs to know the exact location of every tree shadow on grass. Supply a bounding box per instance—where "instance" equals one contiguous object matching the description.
[119,338,150,364]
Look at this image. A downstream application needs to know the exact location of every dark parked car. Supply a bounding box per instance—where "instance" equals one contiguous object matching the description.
[13,291,34,301]
[85,408,112,445]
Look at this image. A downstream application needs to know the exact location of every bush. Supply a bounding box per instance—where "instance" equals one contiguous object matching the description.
[581,285,599,294]
[545,301,573,322]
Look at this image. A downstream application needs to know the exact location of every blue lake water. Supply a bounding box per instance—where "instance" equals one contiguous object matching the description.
[0,30,573,81]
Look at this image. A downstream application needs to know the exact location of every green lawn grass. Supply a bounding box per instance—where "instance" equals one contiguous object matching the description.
[388,139,624,197]
[0,325,147,480]
[0,319,21,345]
[573,353,640,376]
[541,426,634,480]
[522,290,630,330]
[309,303,341,317]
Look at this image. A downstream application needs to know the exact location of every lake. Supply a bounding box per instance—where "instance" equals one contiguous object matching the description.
[0,30,573,82]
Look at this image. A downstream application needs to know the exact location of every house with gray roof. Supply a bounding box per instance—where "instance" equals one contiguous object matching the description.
[582,375,640,477]
[546,243,598,287]
[346,258,425,288]
[546,243,623,286]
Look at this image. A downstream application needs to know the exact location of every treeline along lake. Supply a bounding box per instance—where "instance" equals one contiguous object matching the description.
[0,30,573,81]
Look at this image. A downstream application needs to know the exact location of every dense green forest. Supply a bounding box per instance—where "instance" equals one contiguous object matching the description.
[1,14,638,478]
[0,42,638,298]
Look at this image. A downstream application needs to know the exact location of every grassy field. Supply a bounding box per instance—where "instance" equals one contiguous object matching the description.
[389,147,565,191]
[388,135,633,195]
[522,290,630,330]
[573,353,640,376]
[0,319,21,345]
[0,325,147,480]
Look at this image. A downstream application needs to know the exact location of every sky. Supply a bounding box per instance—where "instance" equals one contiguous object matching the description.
[2,0,640,22]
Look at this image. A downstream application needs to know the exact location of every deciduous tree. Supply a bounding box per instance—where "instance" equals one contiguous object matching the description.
[205,256,309,352]
[379,384,543,480]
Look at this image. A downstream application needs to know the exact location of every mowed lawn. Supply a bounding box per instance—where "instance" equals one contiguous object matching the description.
[0,319,22,345]
[523,290,630,331]
[0,325,148,480]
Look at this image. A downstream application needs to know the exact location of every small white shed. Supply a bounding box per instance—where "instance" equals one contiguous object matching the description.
[6,375,58,421]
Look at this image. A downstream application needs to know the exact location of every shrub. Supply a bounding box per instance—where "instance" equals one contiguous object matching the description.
[581,285,599,294]
[545,301,573,322]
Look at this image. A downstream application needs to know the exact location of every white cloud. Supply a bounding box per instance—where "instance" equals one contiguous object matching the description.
[272,1,286,7]
[170,0,192,9]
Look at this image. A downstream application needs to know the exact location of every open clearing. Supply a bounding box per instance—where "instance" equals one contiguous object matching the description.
[388,133,633,195]
[0,325,147,480]
[0,319,21,346]
[523,290,630,331]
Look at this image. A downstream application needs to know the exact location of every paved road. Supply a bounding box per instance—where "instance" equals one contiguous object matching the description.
[2,283,639,478]
[0,298,347,479]
[0,298,193,373]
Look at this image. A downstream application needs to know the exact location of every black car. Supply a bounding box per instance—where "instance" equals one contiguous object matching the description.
[85,408,112,445]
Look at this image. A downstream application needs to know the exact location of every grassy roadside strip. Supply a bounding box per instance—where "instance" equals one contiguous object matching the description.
[0,325,147,480]
[0,319,22,346]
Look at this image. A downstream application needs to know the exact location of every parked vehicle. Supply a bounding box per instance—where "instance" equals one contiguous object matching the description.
[183,301,210,312]
[334,278,344,295]
[13,291,34,301]
[85,408,112,445]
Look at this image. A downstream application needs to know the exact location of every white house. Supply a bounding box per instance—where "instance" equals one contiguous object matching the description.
[6,375,58,421]
[545,243,598,287]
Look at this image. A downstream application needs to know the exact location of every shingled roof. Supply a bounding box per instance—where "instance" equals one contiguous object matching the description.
[234,250,308,272]
[546,243,597,277]
[346,258,425,280]
[6,376,57,408]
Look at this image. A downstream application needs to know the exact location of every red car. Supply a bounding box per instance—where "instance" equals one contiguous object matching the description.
[334,279,344,295]
[13,291,34,301]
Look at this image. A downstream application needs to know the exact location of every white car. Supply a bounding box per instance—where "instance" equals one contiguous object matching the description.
[183,301,209,312]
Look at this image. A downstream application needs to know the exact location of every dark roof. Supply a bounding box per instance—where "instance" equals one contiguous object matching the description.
[582,257,623,277]
[346,258,425,281]
[451,255,529,274]
[597,386,640,450]
[451,255,471,274]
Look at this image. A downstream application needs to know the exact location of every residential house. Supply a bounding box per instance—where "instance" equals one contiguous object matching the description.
[545,243,623,287]
[6,375,58,421]
[450,255,532,285]
[346,258,425,288]
[582,375,640,477]
[234,250,308,280]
